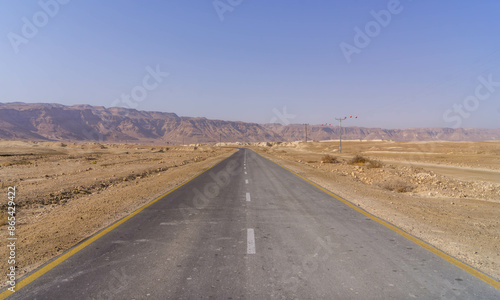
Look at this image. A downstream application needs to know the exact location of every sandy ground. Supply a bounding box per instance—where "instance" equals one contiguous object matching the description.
[0,141,237,287]
[248,140,500,282]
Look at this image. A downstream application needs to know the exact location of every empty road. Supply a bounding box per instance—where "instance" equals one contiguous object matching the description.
[3,149,500,299]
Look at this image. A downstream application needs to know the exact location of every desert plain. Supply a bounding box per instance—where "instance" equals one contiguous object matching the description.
[0,139,499,287]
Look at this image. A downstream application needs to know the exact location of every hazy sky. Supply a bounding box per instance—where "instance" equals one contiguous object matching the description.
[1,0,499,129]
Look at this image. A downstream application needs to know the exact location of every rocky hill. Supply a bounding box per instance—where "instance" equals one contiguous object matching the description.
[0,103,498,143]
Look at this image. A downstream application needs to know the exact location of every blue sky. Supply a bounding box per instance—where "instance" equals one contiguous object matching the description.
[1,0,499,129]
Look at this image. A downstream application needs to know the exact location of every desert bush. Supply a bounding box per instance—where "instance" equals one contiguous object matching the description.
[321,155,339,163]
[366,159,383,169]
[381,179,414,193]
[348,155,383,168]
[348,155,367,165]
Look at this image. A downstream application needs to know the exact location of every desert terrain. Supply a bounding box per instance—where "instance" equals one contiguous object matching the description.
[0,141,236,287]
[1,139,499,289]
[248,140,500,281]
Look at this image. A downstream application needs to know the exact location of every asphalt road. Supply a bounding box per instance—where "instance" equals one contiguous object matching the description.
[5,149,500,299]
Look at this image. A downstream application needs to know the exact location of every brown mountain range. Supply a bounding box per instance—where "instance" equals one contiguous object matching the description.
[0,103,498,144]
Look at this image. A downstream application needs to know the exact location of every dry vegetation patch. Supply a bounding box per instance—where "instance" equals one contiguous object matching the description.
[321,154,339,164]
[379,178,415,193]
[348,155,383,169]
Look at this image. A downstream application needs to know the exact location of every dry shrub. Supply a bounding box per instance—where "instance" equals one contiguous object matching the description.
[366,159,383,169]
[348,155,382,168]
[381,179,414,193]
[321,155,339,163]
[349,155,367,165]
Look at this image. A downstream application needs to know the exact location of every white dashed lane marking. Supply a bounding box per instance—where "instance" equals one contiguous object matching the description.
[247,228,256,254]
[245,179,248,184]
[246,192,251,202]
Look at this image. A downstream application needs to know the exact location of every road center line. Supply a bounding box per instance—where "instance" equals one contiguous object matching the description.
[245,179,248,184]
[244,171,247,175]
[247,228,256,254]
[246,192,251,202]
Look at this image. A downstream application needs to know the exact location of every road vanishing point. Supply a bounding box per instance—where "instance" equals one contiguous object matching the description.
[2,149,500,299]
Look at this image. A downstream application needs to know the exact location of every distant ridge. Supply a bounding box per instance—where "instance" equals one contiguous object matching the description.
[0,102,498,144]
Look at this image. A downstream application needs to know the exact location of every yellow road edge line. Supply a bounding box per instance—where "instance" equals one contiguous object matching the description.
[258,151,500,291]
[0,151,235,299]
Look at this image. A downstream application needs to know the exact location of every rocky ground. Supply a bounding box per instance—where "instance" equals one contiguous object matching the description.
[0,141,236,287]
[249,140,500,281]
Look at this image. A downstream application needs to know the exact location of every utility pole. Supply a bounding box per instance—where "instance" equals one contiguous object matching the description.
[219,133,222,146]
[304,124,308,142]
[335,117,346,153]
[335,116,358,153]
